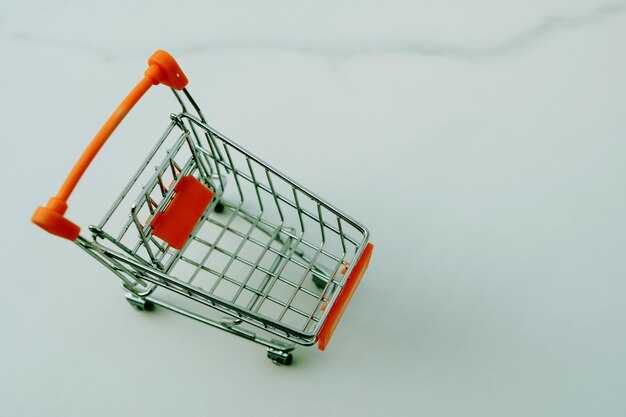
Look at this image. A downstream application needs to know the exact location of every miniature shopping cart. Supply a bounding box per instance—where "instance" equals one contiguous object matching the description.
[32,50,374,365]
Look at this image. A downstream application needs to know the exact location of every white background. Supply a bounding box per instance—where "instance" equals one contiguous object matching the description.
[2,1,626,416]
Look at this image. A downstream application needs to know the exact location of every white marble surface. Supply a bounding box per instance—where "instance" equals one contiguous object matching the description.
[2,1,626,416]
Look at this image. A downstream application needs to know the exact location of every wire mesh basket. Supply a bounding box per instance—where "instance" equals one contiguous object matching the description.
[33,50,374,365]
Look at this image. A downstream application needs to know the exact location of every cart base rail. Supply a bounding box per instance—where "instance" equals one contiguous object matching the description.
[125,292,296,365]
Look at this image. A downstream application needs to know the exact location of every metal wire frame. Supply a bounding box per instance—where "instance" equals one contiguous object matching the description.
[78,87,370,345]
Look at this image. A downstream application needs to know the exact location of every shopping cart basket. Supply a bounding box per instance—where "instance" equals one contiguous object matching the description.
[32,50,374,365]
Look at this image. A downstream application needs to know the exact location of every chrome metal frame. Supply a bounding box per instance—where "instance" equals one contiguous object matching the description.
[75,88,370,364]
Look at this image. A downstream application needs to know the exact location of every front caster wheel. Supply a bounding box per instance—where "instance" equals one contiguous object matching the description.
[267,348,293,366]
[312,272,327,290]
[125,294,154,311]
[136,301,154,311]
[214,201,225,213]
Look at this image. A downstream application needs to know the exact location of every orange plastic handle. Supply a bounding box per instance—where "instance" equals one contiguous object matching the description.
[32,50,188,241]
[317,242,374,351]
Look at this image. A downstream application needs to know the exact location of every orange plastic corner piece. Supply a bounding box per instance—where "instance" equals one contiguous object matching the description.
[317,242,374,351]
[32,198,80,241]
[145,50,189,90]
[150,175,213,250]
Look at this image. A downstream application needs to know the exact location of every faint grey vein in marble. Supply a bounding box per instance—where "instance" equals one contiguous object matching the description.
[177,1,626,60]
[2,1,626,62]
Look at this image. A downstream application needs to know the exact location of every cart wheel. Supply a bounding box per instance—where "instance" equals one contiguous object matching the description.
[214,202,225,213]
[126,295,154,312]
[312,274,327,290]
[140,300,154,311]
[267,348,293,366]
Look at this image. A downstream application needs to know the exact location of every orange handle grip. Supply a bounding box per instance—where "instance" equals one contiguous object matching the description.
[317,242,374,351]
[32,50,188,241]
